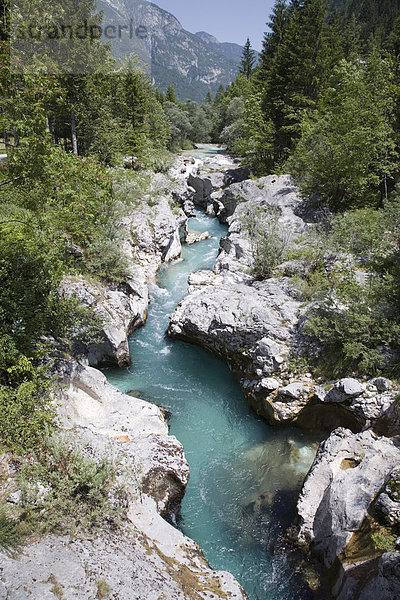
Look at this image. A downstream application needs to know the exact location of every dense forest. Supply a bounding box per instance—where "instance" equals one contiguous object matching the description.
[1,0,400,548]
[202,0,400,377]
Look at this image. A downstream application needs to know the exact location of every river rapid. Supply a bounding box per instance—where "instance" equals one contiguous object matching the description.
[106,147,320,600]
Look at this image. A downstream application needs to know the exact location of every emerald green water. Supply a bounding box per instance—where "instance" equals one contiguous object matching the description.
[105,208,318,600]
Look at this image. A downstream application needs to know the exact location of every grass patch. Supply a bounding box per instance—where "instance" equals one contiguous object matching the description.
[96,579,111,599]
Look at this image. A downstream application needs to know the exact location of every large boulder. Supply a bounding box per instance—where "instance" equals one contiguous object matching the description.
[59,275,148,368]
[334,552,400,600]
[188,171,226,208]
[56,360,189,515]
[297,428,400,568]
[0,531,246,600]
[168,270,303,423]
[187,153,243,212]
[216,174,305,224]
[120,195,188,280]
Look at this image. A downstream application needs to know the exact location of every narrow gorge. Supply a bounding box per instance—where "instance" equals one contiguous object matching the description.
[2,147,400,600]
[105,179,319,599]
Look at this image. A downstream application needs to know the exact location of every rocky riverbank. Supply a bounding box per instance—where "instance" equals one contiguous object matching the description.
[167,160,400,598]
[0,155,247,600]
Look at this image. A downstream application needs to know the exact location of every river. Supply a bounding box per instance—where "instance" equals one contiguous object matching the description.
[105,148,320,600]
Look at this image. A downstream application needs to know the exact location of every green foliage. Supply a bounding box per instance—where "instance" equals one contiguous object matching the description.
[85,236,131,284]
[371,530,397,552]
[240,38,256,79]
[304,275,400,375]
[96,579,111,599]
[330,208,383,259]
[240,206,292,279]
[19,434,126,535]
[258,0,289,82]
[331,0,400,47]
[0,508,26,555]
[288,52,398,208]
[185,99,214,143]
[296,195,400,377]
[231,87,274,173]
[261,0,328,163]
[163,101,192,150]
[0,365,55,453]
[165,83,178,104]
[113,58,171,160]
[0,221,61,349]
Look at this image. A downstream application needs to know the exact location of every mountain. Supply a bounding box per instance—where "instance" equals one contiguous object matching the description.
[97,0,245,102]
[195,31,245,64]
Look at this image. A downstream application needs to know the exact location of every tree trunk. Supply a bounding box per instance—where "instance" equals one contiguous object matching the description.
[48,115,58,145]
[71,109,78,155]
[13,127,19,147]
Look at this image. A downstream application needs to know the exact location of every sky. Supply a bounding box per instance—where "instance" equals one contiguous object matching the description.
[151,1,276,51]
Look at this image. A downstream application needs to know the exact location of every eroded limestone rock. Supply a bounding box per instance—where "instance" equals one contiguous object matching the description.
[59,275,148,368]
[297,428,400,568]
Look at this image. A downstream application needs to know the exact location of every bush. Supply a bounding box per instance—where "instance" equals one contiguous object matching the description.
[0,508,26,555]
[241,206,292,279]
[304,275,400,376]
[0,378,55,454]
[141,148,174,173]
[288,195,400,377]
[96,579,111,599]
[85,236,131,283]
[19,434,126,535]
[330,208,383,260]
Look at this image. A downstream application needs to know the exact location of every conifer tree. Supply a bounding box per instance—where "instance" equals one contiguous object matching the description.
[258,0,289,82]
[240,38,256,79]
[287,49,398,208]
[165,84,178,104]
[263,0,328,162]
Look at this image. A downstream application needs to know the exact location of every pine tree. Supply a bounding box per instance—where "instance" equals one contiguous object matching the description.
[214,84,225,105]
[258,0,289,82]
[165,84,178,104]
[262,0,328,163]
[288,50,398,208]
[240,38,256,79]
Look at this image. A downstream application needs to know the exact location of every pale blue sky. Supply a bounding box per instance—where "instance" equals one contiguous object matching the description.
[151,1,276,51]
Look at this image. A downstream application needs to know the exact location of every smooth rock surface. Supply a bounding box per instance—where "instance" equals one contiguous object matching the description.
[297,428,400,568]
[59,275,148,368]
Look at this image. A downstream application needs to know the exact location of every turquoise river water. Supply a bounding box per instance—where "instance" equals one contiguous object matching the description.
[106,147,321,599]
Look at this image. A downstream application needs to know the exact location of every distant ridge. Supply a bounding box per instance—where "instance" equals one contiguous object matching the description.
[97,0,249,102]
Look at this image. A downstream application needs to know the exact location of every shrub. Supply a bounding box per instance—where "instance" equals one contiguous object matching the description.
[141,148,173,173]
[241,206,292,279]
[85,236,131,283]
[96,579,111,599]
[371,530,397,552]
[0,508,26,555]
[330,208,383,261]
[304,275,400,376]
[19,434,127,536]
[290,196,400,378]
